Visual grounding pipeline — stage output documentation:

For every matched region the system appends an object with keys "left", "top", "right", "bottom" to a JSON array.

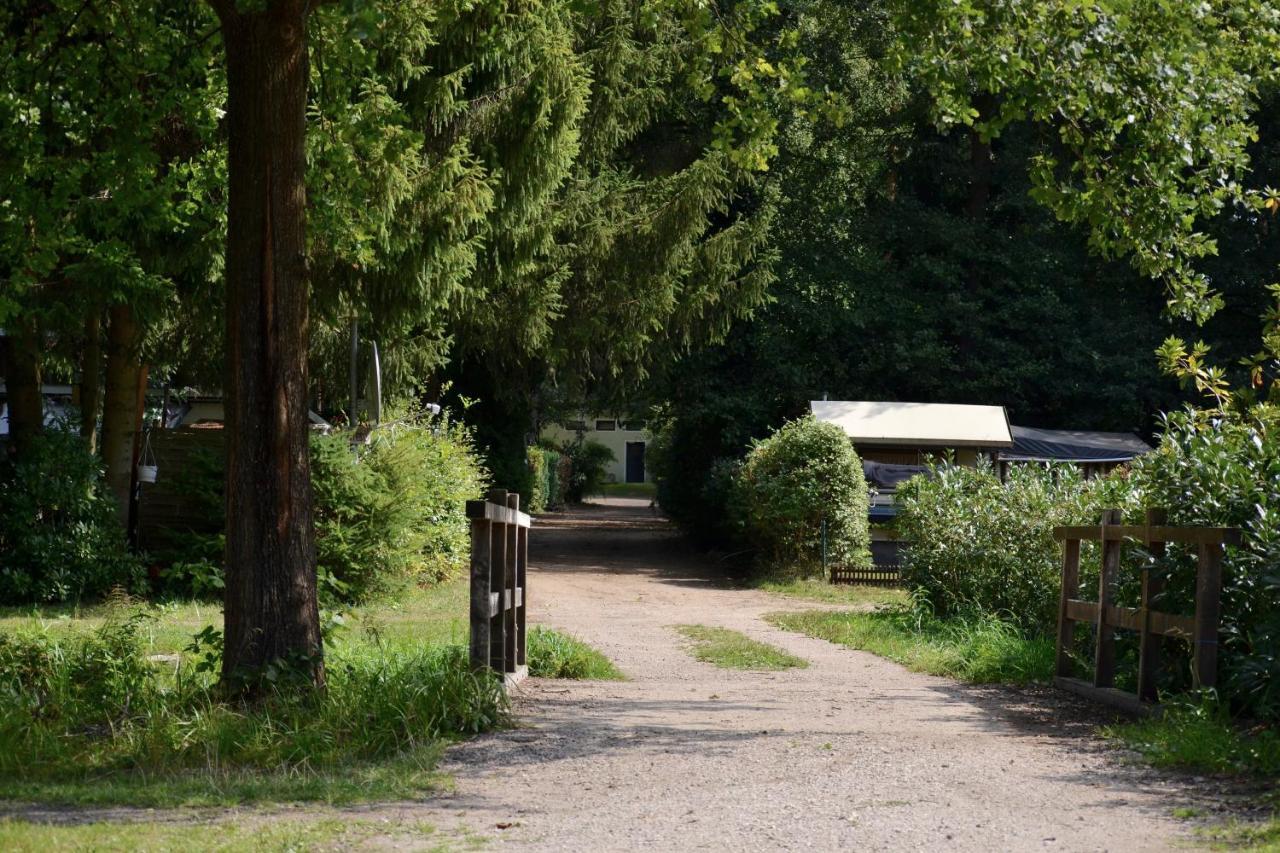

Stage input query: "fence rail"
[
  {"left": 1052, "top": 508, "right": 1239, "bottom": 715},
  {"left": 468, "top": 489, "right": 531, "bottom": 685},
  {"left": 830, "top": 565, "right": 901, "bottom": 587}
]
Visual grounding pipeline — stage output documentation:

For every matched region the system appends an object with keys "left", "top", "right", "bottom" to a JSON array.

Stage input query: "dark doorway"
[{"left": 625, "top": 441, "right": 646, "bottom": 483}]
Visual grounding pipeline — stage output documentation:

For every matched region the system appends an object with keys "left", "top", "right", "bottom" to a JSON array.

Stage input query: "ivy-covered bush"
[
  {"left": 896, "top": 462, "right": 1128, "bottom": 633},
  {"left": 735, "top": 416, "right": 870, "bottom": 575},
  {"left": 525, "top": 446, "right": 566, "bottom": 513},
  {"left": 0, "top": 433, "right": 144, "bottom": 603}
]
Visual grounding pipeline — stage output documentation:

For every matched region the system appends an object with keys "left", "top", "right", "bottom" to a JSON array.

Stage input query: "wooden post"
[
  {"left": 1055, "top": 537, "right": 1082, "bottom": 678},
  {"left": 488, "top": 489, "right": 509, "bottom": 674},
  {"left": 1192, "top": 542, "right": 1223, "bottom": 690},
  {"left": 504, "top": 493, "right": 520, "bottom": 673},
  {"left": 469, "top": 508, "right": 492, "bottom": 672},
  {"left": 1094, "top": 509, "right": 1123, "bottom": 688},
  {"left": 1137, "top": 508, "right": 1167, "bottom": 703},
  {"left": 517, "top": 504, "right": 528, "bottom": 668}
]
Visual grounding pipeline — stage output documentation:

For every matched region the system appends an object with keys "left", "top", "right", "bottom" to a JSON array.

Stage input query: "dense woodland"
[{"left": 3, "top": 0, "right": 1280, "bottom": 696}]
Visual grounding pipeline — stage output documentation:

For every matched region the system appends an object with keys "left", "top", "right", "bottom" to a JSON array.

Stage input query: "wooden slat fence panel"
[{"left": 468, "top": 489, "right": 531, "bottom": 686}]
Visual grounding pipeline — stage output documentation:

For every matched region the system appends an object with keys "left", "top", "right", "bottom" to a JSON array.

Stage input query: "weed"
[{"left": 527, "top": 627, "right": 624, "bottom": 680}]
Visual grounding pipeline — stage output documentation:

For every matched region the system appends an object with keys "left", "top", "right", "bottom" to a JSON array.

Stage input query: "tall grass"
[
  {"left": 527, "top": 626, "right": 624, "bottom": 680},
  {"left": 767, "top": 605, "right": 1054, "bottom": 684},
  {"left": 1104, "top": 701, "right": 1280, "bottom": 776},
  {"left": 0, "top": 615, "right": 507, "bottom": 805}
]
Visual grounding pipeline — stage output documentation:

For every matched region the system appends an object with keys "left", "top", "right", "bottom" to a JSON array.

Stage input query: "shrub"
[
  {"left": 562, "top": 437, "right": 614, "bottom": 503},
  {"left": 154, "top": 411, "right": 487, "bottom": 605},
  {"left": 525, "top": 447, "right": 566, "bottom": 512},
  {"left": 313, "top": 414, "right": 488, "bottom": 602},
  {"left": 735, "top": 416, "right": 870, "bottom": 575},
  {"left": 1127, "top": 409, "right": 1280, "bottom": 720},
  {"left": 895, "top": 462, "right": 1114, "bottom": 633},
  {"left": 0, "top": 432, "right": 144, "bottom": 604}
]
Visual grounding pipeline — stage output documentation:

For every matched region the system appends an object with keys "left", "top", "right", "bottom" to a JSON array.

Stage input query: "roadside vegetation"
[
  {"left": 675, "top": 625, "right": 808, "bottom": 671},
  {"left": 528, "top": 627, "right": 625, "bottom": 680}
]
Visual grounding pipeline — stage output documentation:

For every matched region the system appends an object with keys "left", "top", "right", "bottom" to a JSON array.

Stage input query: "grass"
[
  {"left": 674, "top": 624, "right": 808, "bottom": 671},
  {"left": 527, "top": 626, "right": 625, "bottom": 679},
  {"left": 1104, "top": 704, "right": 1280, "bottom": 776},
  {"left": 752, "top": 576, "right": 908, "bottom": 608},
  {"left": 0, "top": 815, "right": 481, "bottom": 852},
  {"left": 0, "top": 575, "right": 621, "bottom": 808},
  {"left": 767, "top": 607, "right": 1053, "bottom": 684},
  {"left": 594, "top": 482, "right": 656, "bottom": 499}
]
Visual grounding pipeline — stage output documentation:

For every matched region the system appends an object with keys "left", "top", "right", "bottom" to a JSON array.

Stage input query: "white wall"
[{"left": 541, "top": 416, "right": 652, "bottom": 483}]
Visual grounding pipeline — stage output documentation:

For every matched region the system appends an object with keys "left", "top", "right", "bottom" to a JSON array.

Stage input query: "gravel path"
[{"left": 407, "top": 500, "right": 1202, "bottom": 851}]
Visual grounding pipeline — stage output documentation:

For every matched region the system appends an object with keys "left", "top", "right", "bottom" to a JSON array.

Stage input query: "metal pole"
[
  {"left": 370, "top": 340, "right": 382, "bottom": 426},
  {"left": 822, "top": 516, "right": 828, "bottom": 575}
]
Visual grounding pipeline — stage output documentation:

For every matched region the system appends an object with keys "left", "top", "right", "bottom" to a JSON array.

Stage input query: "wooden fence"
[
  {"left": 468, "top": 489, "right": 531, "bottom": 685},
  {"left": 830, "top": 565, "right": 901, "bottom": 587},
  {"left": 1053, "top": 508, "right": 1240, "bottom": 715}
]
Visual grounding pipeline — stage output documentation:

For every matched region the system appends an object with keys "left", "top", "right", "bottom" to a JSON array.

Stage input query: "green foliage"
[
  {"left": 735, "top": 416, "right": 869, "bottom": 575},
  {"left": 1128, "top": 410, "right": 1280, "bottom": 719},
  {"left": 674, "top": 624, "right": 808, "bottom": 671},
  {"left": 768, "top": 605, "right": 1055, "bottom": 685},
  {"left": 527, "top": 627, "right": 624, "bottom": 680},
  {"left": 525, "top": 447, "right": 566, "bottom": 513},
  {"left": 561, "top": 438, "right": 615, "bottom": 503},
  {"left": 154, "top": 414, "right": 486, "bottom": 605},
  {"left": 896, "top": 462, "right": 1125, "bottom": 633},
  {"left": 0, "top": 618, "right": 507, "bottom": 803},
  {"left": 899, "top": 0, "right": 1280, "bottom": 324},
  {"left": 0, "top": 433, "right": 144, "bottom": 604},
  {"left": 1105, "top": 699, "right": 1280, "bottom": 777}
]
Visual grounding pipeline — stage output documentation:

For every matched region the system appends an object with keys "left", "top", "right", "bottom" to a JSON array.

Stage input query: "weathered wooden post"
[
  {"left": 468, "top": 498, "right": 493, "bottom": 673},
  {"left": 504, "top": 492, "right": 520, "bottom": 674},
  {"left": 516, "top": 494, "right": 529, "bottom": 668},
  {"left": 1093, "top": 509, "right": 1123, "bottom": 689},
  {"left": 1054, "top": 533, "right": 1082, "bottom": 679},
  {"left": 1136, "top": 508, "right": 1167, "bottom": 702},
  {"left": 1193, "top": 540, "right": 1223, "bottom": 690},
  {"left": 488, "top": 488, "right": 509, "bottom": 674}
]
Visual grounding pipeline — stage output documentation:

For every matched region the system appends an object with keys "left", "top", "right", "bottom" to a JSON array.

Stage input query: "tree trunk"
[
  {"left": 213, "top": 0, "right": 323, "bottom": 691},
  {"left": 101, "top": 303, "right": 145, "bottom": 516},
  {"left": 2, "top": 317, "right": 44, "bottom": 457},
  {"left": 80, "top": 307, "right": 102, "bottom": 454}
]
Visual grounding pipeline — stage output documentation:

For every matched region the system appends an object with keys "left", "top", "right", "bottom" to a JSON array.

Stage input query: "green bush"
[
  {"left": 525, "top": 447, "right": 565, "bottom": 512},
  {"left": 0, "top": 432, "right": 144, "bottom": 604},
  {"left": 526, "top": 446, "right": 548, "bottom": 512},
  {"left": 562, "top": 437, "right": 614, "bottom": 503},
  {"left": 895, "top": 462, "right": 1122, "bottom": 633},
  {"left": 155, "top": 411, "right": 487, "bottom": 605},
  {"left": 0, "top": 617, "right": 506, "bottom": 798},
  {"left": 312, "top": 415, "right": 488, "bottom": 602},
  {"left": 1127, "top": 410, "right": 1280, "bottom": 720},
  {"left": 735, "top": 416, "right": 870, "bottom": 575}
]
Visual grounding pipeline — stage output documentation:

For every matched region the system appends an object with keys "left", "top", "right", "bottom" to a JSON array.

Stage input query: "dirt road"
[{"left": 415, "top": 500, "right": 1201, "bottom": 851}]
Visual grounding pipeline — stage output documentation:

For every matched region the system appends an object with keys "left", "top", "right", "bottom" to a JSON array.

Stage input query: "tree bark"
[
  {"left": 80, "top": 307, "right": 102, "bottom": 454},
  {"left": 2, "top": 317, "right": 44, "bottom": 457},
  {"left": 101, "top": 303, "right": 145, "bottom": 516},
  {"left": 213, "top": 0, "right": 323, "bottom": 691}
]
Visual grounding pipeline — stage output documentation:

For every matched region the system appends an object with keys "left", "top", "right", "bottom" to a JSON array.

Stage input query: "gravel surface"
[{"left": 404, "top": 500, "right": 1206, "bottom": 851}]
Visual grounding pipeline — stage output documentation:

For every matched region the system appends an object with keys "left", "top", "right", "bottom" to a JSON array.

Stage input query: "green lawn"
[
  {"left": 594, "top": 482, "right": 656, "bottom": 499},
  {"left": 675, "top": 624, "right": 807, "bottom": 671},
  {"left": 767, "top": 608, "right": 1053, "bottom": 684},
  {"left": 752, "top": 576, "right": 908, "bottom": 608}
]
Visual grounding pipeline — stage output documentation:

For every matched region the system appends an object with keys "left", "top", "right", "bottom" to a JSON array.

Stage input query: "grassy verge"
[
  {"left": 752, "top": 577, "right": 908, "bottom": 608},
  {"left": 594, "top": 482, "right": 656, "bottom": 499},
  {"left": 0, "top": 576, "right": 621, "bottom": 807},
  {"left": 675, "top": 625, "right": 807, "bottom": 671},
  {"left": 528, "top": 626, "right": 625, "bottom": 679},
  {"left": 1104, "top": 704, "right": 1280, "bottom": 775},
  {"left": 767, "top": 608, "right": 1052, "bottom": 684},
  {"left": 0, "top": 815, "right": 482, "bottom": 852}
]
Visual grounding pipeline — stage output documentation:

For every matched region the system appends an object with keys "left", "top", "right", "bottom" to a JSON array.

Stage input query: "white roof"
[{"left": 811, "top": 400, "right": 1013, "bottom": 448}]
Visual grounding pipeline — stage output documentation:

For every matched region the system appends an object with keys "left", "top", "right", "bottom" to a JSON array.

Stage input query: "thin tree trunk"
[
  {"left": 80, "top": 307, "right": 102, "bottom": 454},
  {"left": 101, "top": 303, "right": 145, "bottom": 516},
  {"left": 2, "top": 317, "right": 44, "bottom": 456},
  {"left": 212, "top": 0, "right": 323, "bottom": 691}
]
